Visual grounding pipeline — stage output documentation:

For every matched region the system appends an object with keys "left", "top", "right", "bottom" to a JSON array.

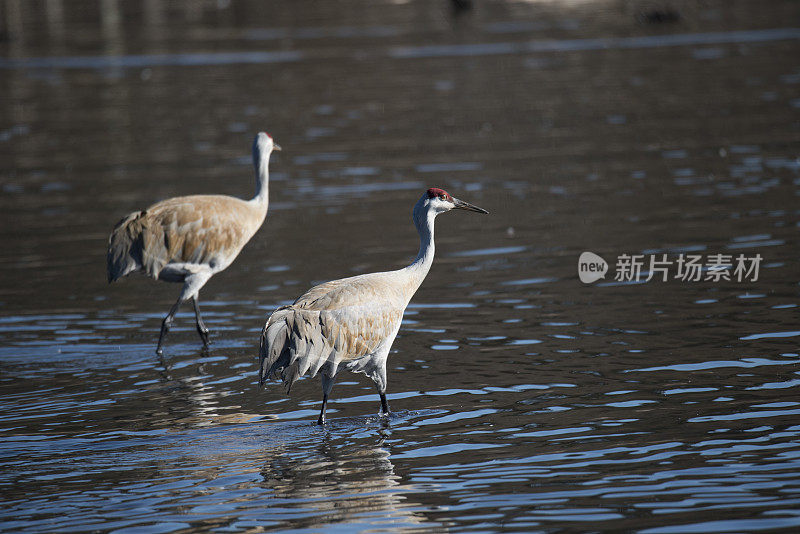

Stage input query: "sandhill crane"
[
  {"left": 107, "top": 132, "right": 281, "bottom": 355},
  {"left": 259, "top": 187, "right": 488, "bottom": 424}
]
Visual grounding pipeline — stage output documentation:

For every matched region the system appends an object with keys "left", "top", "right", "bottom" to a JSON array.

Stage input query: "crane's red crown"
[{"left": 426, "top": 187, "right": 451, "bottom": 201}]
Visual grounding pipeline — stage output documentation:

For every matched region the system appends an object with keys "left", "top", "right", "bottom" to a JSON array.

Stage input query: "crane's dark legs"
[
  {"left": 379, "top": 392, "right": 390, "bottom": 415},
  {"left": 314, "top": 376, "right": 389, "bottom": 425},
  {"left": 157, "top": 297, "right": 183, "bottom": 355},
  {"left": 317, "top": 393, "right": 328, "bottom": 425},
  {"left": 374, "top": 363, "right": 391, "bottom": 417},
  {"left": 379, "top": 391, "right": 390, "bottom": 416},
  {"left": 156, "top": 274, "right": 212, "bottom": 355},
  {"left": 192, "top": 296, "right": 210, "bottom": 347},
  {"left": 318, "top": 374, "right": 335, "bottom": 425}
]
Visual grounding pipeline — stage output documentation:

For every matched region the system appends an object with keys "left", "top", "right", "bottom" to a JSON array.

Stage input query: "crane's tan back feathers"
[
  {"left": 107, "top": 195, "right": 266, "bottom": 282},
  {"left": 259, "top": 272, "right": 410, "bottom": 391}
]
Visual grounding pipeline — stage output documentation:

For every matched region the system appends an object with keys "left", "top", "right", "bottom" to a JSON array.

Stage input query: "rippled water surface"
[{"left": 2, "top": 0, "right": 800, "bottom": 531}]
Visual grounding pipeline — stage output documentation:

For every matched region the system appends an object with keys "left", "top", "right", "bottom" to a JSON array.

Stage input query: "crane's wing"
[
  {"left": 107, "top": 210, "right": 147, "bottom": 282},
  {"left": 108, "top": 195, "right": 261, "bottom": 280},
  {"left": 259, "top": 274, "right": 406, "bottom": 391}
]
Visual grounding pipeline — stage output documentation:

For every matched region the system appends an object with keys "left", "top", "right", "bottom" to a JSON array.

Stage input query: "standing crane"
[
  {"left": 107, "top": 132, "right": 281, "bottom": 355},
  {"left": 259, "top": 187, "right": 488, "bottom": 424}
]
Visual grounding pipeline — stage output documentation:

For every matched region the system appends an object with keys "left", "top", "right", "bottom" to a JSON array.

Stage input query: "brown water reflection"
[{"left": 2, "top": 0, "right": 800, "bottom": 532}]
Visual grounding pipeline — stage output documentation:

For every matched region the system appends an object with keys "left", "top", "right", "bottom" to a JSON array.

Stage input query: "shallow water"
[{"left": 2, "top": 0, "right": 800, "bottom": 531}]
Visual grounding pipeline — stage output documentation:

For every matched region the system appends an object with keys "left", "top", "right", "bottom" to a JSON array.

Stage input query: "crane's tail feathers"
[
  {"left": 107, "top": 209, "right": 171, "bottom": 283},
  {"left": 259, "top": 306, "right": 335, "bottom": 393},
  {"left": 259, "top": 306, "right": 292, "bottom": 387},
  {"left": 107, "top": 211, "right": 147, "bottom": 283}
]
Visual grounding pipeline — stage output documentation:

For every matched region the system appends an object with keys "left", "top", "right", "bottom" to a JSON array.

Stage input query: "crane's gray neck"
[{"left": 252, "top": 143, "right": 271, "bottom": 206}]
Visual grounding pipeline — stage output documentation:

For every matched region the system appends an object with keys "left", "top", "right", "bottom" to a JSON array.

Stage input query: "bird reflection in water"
[{"left": 258, "top": 434, "right": 431, "bottom": 530}]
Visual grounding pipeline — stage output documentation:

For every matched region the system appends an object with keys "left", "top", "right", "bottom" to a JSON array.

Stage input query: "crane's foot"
[
  {"left": 156, "top": 310, "right": 177, "bottom": 356},
  {"left": 156, "top": 336, "right": 168, "bottom": 355},
  {"left": 317, "top": 394, "right": 329, "bottom": 425},
  {"left": 197, "top": 327, "right": 211, "bottom": 348}
]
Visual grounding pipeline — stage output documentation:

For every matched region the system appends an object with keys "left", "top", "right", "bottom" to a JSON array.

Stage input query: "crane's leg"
[
  {"left": 378, "top": 391, "right": 390, "bottom": 415},
  {"left": 372, "top": 356, "right": 391, "bottom": 417},
  {"left": 192, "top": 296, "right": 210, "bottom": 347},
  {"left": 318, "top": 374, "right": 335, "bottom": 425},
  {"left": 378, "top": 388, "right": 390, "bottom": 416},
  {"left": 156, "top": 297, "right": 183, "bottom": 356},
  {"left": 318, "top": 395, "right": 328, "bottom": 426},
  {"left": 156, "top": 272, "right": 211, "bottom": 355}
]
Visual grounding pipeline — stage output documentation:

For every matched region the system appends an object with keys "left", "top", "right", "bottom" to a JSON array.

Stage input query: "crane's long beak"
[
  {"left": 273, "top": 143, "right": 282, "bottom": 151},
  {"left": 452, "top": 197, "right": 489, "bottom": 214}
]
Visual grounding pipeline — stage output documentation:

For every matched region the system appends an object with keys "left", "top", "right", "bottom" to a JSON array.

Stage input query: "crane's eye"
[{"left": 439, "top": 194, "right": 447, "bottom": 201}]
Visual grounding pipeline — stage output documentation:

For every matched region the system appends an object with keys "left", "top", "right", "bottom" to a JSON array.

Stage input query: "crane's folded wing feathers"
[
  {"left": 107, "top": 210, "right": 147, "bottom": 282},
  {"left": 107, "top": 195, "right": 263, "bottom": 281},
  {"left": 259, "top": 273, "right": 406, "bottom": 392}
]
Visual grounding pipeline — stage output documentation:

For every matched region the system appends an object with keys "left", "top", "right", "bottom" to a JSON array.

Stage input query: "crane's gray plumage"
[
  {"left": 108, "top": 132, "right": 280, "bottom": 354},
  {"left": 259, "top": 187, "right": 488, "bottom": 424}
]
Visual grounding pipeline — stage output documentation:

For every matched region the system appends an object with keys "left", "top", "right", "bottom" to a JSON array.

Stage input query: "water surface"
[{"left": 2, "top": 0, "right": 800, "bottom": 531}]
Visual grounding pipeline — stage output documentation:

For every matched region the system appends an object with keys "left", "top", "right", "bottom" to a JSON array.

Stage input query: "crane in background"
[{"left": 107, "top": 132, "right": 281, "bottom": 354}]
